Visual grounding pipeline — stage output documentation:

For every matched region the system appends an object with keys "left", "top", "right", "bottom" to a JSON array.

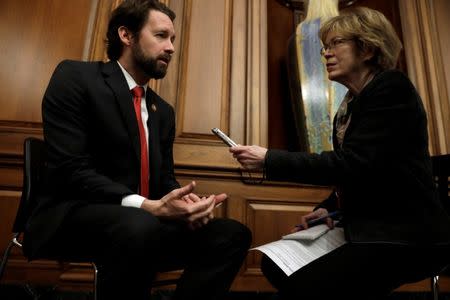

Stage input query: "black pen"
[{"left": 295, "top": 211, "right": 341, "bottom": 230}]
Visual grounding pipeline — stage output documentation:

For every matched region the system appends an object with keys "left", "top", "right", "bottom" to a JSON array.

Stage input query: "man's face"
[{"left": 132, "top": 10, "right": 175, "bottom": 79}]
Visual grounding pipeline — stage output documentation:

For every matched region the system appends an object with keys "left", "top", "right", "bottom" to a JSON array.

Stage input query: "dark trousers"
[
  {"left": 44, "top": 204, "right": 252, "bottom": 300},
  {"left": 261, "top": 242, "right": 448, "bottom": 300}
]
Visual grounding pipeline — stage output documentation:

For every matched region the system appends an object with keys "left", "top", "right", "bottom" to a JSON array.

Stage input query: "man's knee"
[
  {"left": 206, "top": 218, "right": 252, "bottom": 250},
  {"left": 114, "top": 208, "right": 161, "bottom": 253}
]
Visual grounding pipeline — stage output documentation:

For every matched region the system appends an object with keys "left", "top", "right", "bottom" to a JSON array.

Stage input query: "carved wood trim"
[
  {"left": 229, "top": 0, "right": 248, "bottom": 145},
  {"left": 170, "top": 0, "right": 269, "bottom": 167},
  {"left": 219, "top": 0, "right": 233, "bottom": 133},
  {"left": 174, "top": 0, "right": 192, "bottom": 138},
  {"left": 173, "top": 0, "right": 233, "bottom": 139},
  {"left": 3, "top": 257, "right": 446, "bottom": 293},
  {"left": 0, "top": 123, "right": 42, "bottom": 158},
  {"left": 157, "top": 0, "right": 185, "bottom": 108},
  {"left": 246, "top": 0, "right": 268, "bottom": 146}
]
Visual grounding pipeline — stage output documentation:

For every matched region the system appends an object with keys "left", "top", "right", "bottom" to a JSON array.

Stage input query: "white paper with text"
[{"left": 253, "top": 227, "right": 347, "bottom": 276}]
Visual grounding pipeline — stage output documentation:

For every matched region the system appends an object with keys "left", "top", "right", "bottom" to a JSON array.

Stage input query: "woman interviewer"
[{"left": 230, "top": 7, "right": 450, "bottom": 300}]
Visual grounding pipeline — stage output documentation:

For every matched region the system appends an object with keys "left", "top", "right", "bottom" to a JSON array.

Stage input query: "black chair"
[
  {"left": 0, "top": 137, "right": 178, "bottom": 299},
  {"left": 431, "top": 154, "right": 450, "bottom": 300},
  {"left": 0, "top": 137, "right": 98, "bottom": 299}
]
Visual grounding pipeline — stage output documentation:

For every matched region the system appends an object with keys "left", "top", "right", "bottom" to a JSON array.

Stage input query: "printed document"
[{"left": 253, "top": 226, "right": 347, "bottom": 276}]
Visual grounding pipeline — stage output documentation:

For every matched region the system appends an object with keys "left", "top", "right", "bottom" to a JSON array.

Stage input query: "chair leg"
[
  {"left": 0, "top": 239, "right": 15, "bottom": 281},
  {"left": 1, "top": 237, "right": 41, "bottom": 300},
  {"left": 92, "top": 262, "right": 98, "bottom": 300},
  {"left": 432, "top": 275, "right": 439, "bottom": 300},
  {"left": 22, "top": 283, "right": 40, "bottom": 300}
]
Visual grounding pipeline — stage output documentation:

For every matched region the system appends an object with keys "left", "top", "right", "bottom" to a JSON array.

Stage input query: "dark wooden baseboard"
[{"left": 2, "top": 256, "right": 450, "bottom": 294}]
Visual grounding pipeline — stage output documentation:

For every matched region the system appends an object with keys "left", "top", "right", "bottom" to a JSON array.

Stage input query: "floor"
[
  {"left": 1, "top": 285, "right": 449, "bottom": 300},
  {"left": 0, "top": 285, "right": 276, "bottom": 300}
]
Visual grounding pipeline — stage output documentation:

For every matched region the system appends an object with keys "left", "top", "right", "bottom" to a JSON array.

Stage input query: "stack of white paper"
[{"left": 253, "top": 226, "right": 347, "bottom": 276}]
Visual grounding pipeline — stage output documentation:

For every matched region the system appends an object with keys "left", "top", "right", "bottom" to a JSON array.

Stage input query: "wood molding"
[
  {"left": 173, "top": 0, "right": 192, "bottom": 138},
  {"left": 219, "top": 0, "right": 233, "bottom": 133},
  {"left": 158, "top": 0, "right": 186, "bottom": 107},
  {"left": 227, "top": 0, "right": 270, "bottom": 147},
  {"left": 174, "top": 0, "right": 232, "bottom": 137},
  {"left": 173, "top": 143, "right": 240, "bottom": 169},
  {"left": 4, "top": 257, "right": 448, "bottom": 293},
  {"left": 398, "top": 0, "right": 450, "bottom": 155},
  {"left": 246, "top": 0, "right": 268, "bottom": 147},
  {"left": 170, "top": 0, "right": 269, "bottom": 167},
  {"left": 0, "top": 123, "right": 43, "bottom": 157},
  {"left": 229, "top": 0, "right": 248, "bottom": 145}
]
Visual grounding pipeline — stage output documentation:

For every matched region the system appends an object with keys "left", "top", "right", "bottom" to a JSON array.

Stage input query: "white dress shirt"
[{"left": 117, "top": 61, "right": 149, "bottom": 208}]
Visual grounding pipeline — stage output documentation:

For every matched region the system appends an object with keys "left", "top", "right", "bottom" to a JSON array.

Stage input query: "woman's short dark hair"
[{"left": 106, "top": 0, "right": 175, "bottom": 61}]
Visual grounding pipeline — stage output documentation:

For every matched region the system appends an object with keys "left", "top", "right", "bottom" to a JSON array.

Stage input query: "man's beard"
[{"left": 131, "top": 43, "right": 169, "bottom": 80}]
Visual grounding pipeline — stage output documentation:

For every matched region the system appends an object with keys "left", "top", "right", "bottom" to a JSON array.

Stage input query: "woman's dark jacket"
[{"left": 265, "top": 70, "right": 450, "bottom": 245}]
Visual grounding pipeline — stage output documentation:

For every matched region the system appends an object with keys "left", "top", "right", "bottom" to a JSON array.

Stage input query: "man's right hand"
[{"left": 141, "top": 181, "right": 216, "bottom": 224}]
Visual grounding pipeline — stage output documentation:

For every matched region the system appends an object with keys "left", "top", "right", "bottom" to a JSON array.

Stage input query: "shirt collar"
[{"left": 116, "top": 61, "right": 148, "bottom": 95}]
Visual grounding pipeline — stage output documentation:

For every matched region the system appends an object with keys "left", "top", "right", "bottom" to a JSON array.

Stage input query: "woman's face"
[{"left": 322, "top": 32, "right": 370, "bottom": 86}]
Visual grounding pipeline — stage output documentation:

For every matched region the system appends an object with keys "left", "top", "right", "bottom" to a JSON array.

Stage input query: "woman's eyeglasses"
[{"left": 320, "top": 38, "right": 354, "bottom": 56}]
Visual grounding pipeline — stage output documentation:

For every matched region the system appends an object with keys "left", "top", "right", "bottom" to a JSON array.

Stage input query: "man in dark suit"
[{"left": 23, "top": 1, "right": 251, "bottom": 299}]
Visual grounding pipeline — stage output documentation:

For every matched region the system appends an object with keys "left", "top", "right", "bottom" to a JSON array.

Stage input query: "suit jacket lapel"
[{"left": 101, "top": 61, "right": 140, "bottom": 161}]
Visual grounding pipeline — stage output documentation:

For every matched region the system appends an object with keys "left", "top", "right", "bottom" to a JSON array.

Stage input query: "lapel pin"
[{"left": 151, "top": 104, "right": 157, "bottom": 112}]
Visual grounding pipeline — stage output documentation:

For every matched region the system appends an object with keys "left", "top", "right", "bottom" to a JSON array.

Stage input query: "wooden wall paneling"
[
  {"left": 158, "top": 0, "right": 185, "bottom": 107},
  {"left": 177, "top": 172, "right": 332, "bottom": 291},
  {"left": 246, "top": 0, "right": 268, "bottom": 147},
  {"left": 176, "top": 0, "right": 230, "bottom": 136},
  {"left": 163, "top": 0, "right": 238, "bottom": 169},
  {"left": 0, "top": 0, "right": 92, "bottom": 123},
  {"left": 167, "top": 0, "right": 268, "bottom": 169},
  {"left": 2, "top": 259, "right": 66, "bottom": 286},
  {"left": 0, "top": 0, "right": 346, "bottom": 293},
  {"left": 0, "top": 125, "right": 43, "bottom": 159},
  {"left": 0, "top": 0, "right": 96, "bottom": 162},
  {"left": 0, "top": 192, "right": 21, "bottom": 252},
  {"left": 0, "top": 0, "right": 109, "bottom": 290},
  {"left": 245, "top": 199, "right": 316, "bottom": 267},
  {"left": 229, "top": 0, "right": 248, "bottom": 145},
  {"left": 0, "top": 161, "right": 21, "bottom": 192}
]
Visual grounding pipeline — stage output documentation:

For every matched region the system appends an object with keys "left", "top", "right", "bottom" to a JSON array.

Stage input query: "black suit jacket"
[
  {"left": 24, "top": 60, "right": 180, "bottom": 258},
  {"left": 265, "top": 70, "right": 450, "bottom": 245}
]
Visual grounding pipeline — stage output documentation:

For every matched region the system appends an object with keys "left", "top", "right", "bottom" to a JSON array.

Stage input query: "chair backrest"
[
  {"left": 12, "top": 137, "right": 47, "bottom": 233},
  {"left": 431, "top": 154, "right": 450, "bottom": 216}
]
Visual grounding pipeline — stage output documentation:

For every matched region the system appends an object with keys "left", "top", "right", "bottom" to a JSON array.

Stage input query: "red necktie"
[{"left": 131, "top": 86, "right": 149, "bottom": 198}]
